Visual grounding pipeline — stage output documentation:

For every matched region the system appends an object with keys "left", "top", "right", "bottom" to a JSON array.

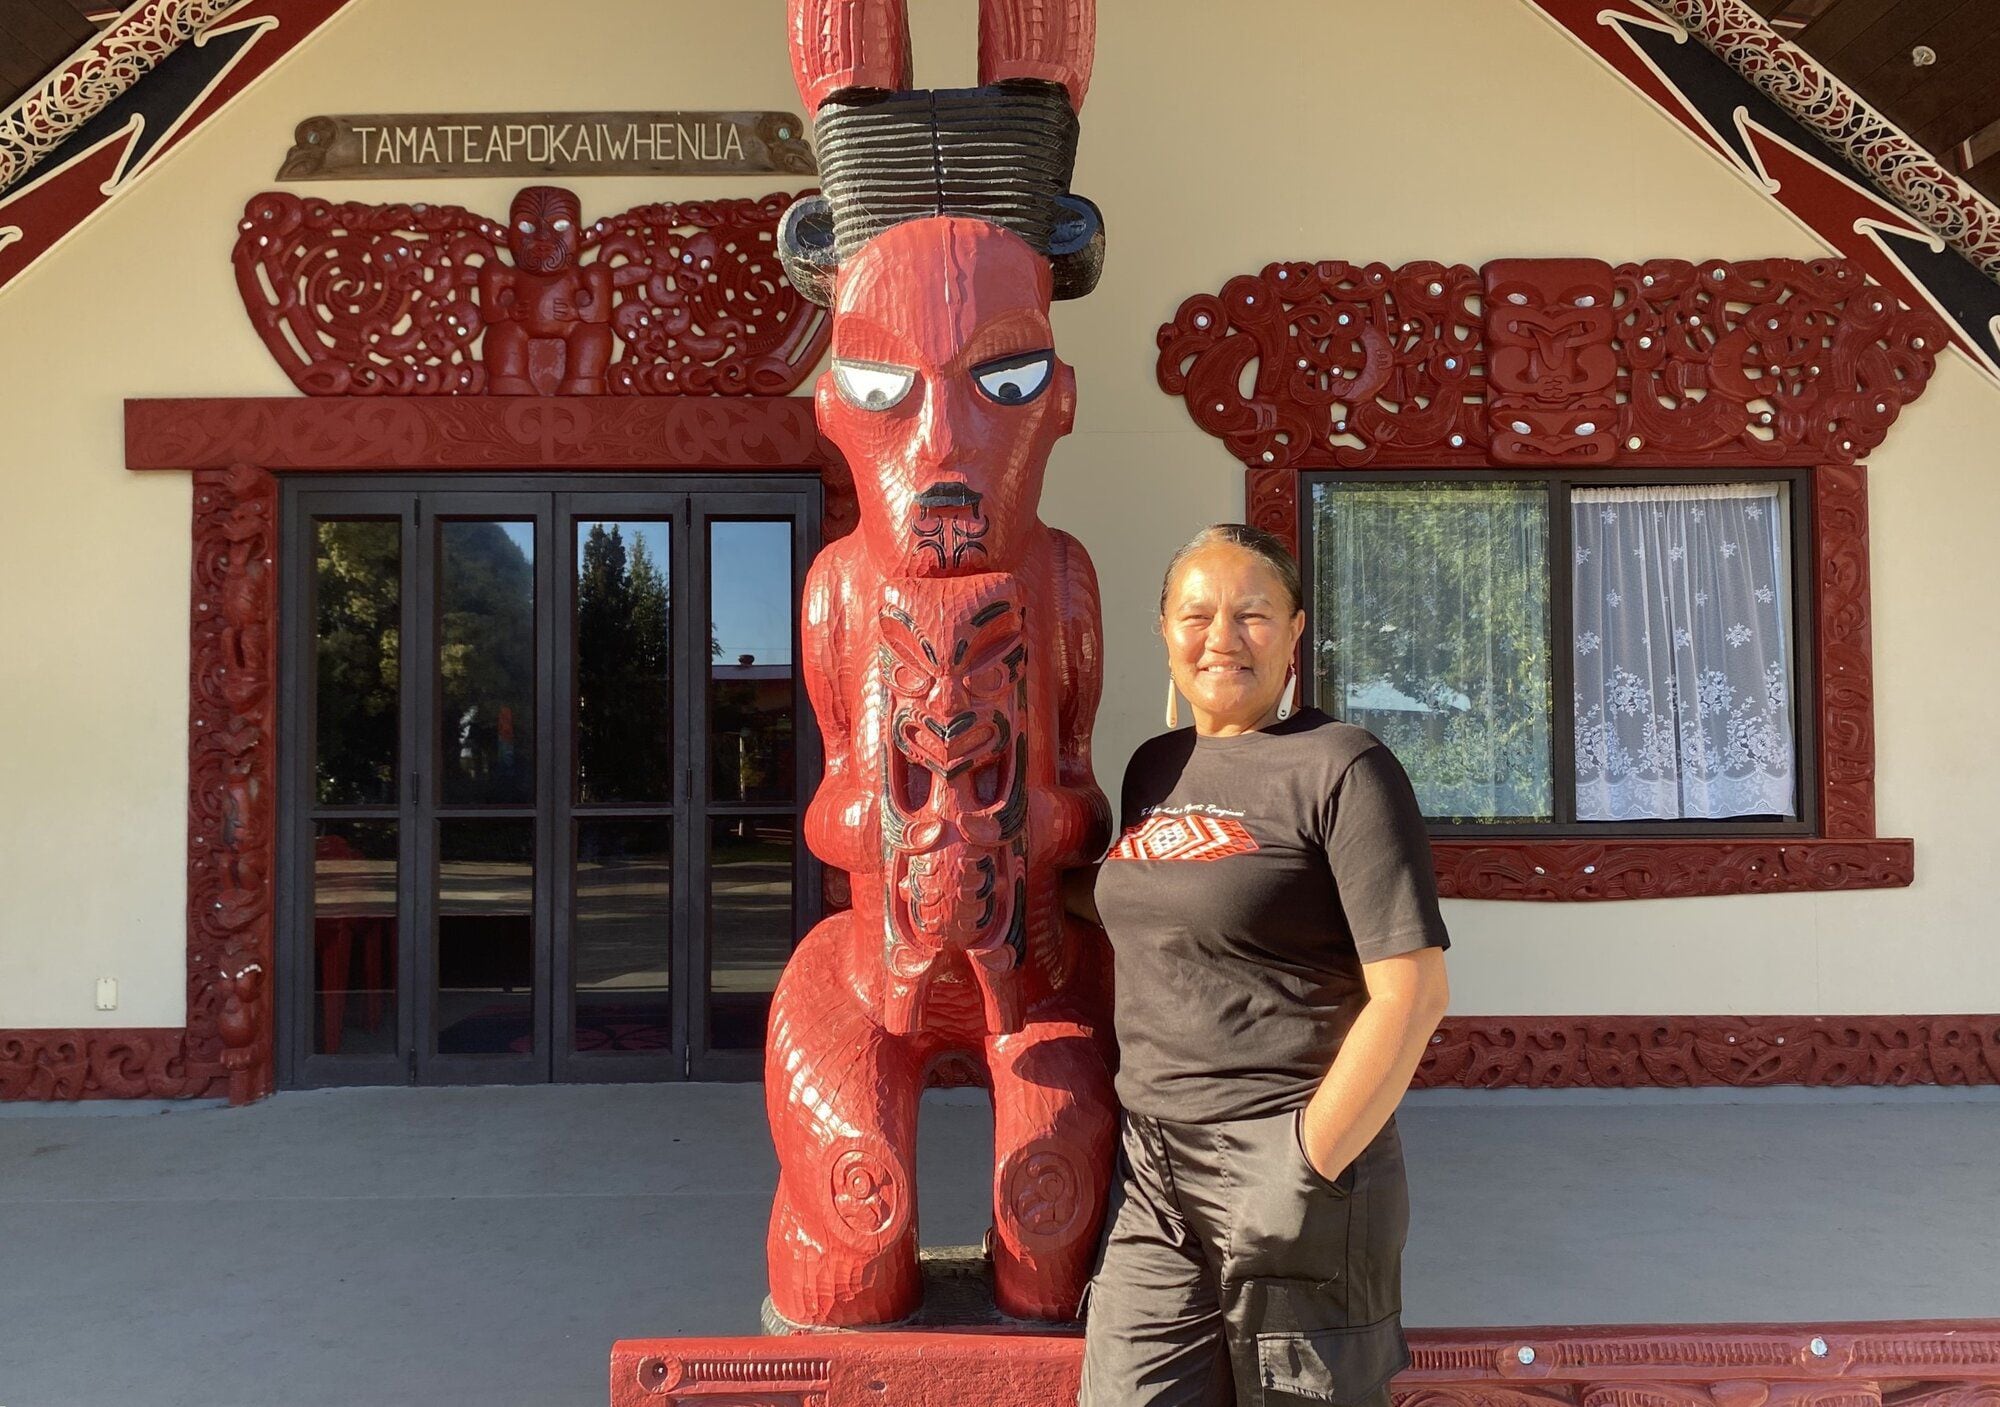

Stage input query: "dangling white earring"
[
  {"left": 1276, "top": 668, "right": 1298, "bottom": 722},
  {"left": 1166, "top": 675, "right": 1180, "bottom": 729}
]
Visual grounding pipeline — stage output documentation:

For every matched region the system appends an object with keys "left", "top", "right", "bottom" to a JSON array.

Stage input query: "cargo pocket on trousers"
[{"left": 1255, "top": 1310, "right": 1409, "bottom": 1405}]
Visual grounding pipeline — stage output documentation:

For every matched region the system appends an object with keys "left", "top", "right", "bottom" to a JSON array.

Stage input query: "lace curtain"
[{"left": 1571, "top": 483, "right": 1796, "bottom": 821}]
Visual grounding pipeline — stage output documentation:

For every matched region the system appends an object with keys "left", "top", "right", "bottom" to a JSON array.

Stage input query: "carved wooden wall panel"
[
  {"left": 1159, "top": 256, "right": 1942, "bottom": 474},
  {"left": 234, "top": 190, "right": 829, "bottom": 397},
  {"left": 1415, "top": 1013, "right": 2000, "bottom": 1090}
]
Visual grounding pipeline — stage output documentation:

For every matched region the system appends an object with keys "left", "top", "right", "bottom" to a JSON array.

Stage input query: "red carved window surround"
[{"left": 1156, "top": 256, "right": 1944, "bottom": 902}]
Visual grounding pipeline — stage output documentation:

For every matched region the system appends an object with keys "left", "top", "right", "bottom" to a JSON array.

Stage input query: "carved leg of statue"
[
  {"left": 985, "top": 999, "right": 1116, "bottom": 1320},
  {"left": 764, "top": 910, "right": 926, "bottom": 1327},
  {"left": 484, "top": 322, "right": 535, "bottom": 395},
  {"left": 557, "top": 323, "right": 613, "bottom": 395}
]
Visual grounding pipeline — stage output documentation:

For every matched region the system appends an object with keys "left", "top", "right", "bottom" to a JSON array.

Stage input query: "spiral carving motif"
[
  {"left": 827, "top": 1144, "right": 907, "bottom": 1247},
  {"left": 1002, "top": 1144, "right": 1087, "bottom": 1246}
]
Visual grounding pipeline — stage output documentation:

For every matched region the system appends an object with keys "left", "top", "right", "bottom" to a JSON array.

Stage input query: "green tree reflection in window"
[
  {"left": 576, "top": 523, "right": 673, "bottom": 804},
  {"left": 314, "top": 520, "right": 401, "bottom": 807},
  {"left": 1310, "top": 481, "right": 1552, "bottom": 823}
]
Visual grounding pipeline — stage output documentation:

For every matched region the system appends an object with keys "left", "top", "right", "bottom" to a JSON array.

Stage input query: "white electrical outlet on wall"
[{"left": 95, "top": 977, "right": 117, "bottom": 1011}]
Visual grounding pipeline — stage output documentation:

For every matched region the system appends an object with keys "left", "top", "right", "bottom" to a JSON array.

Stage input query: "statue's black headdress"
[{"left": 779, "top": 77, "right": 1104, "bottom": 305}]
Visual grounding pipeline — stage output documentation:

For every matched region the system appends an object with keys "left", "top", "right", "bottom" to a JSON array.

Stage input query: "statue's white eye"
[
  {"left": 552, "top": 219, "right": 571, "bottom": 232},
  {"left": 516, "top": 220, "right": 535, "bottom": 234},
  {"left": 832, "top": 357, "right": 916, "bottom": 412},
  {"left": 972, "top": 350, "right": 1053, "bottom": 406}
]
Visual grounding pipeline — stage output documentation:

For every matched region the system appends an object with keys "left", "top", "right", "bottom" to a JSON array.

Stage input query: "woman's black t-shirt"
[{"left": 1093, "top": 708, "right": 1450, "bottom": 1123}]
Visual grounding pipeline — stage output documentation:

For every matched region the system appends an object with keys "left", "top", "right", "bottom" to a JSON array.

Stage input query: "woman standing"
[{"left": 1075, "top": 524, "right": 1452, "bottom": 1407}]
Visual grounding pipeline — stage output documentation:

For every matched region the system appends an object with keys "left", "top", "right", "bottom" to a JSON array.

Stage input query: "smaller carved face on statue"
[
  {"left": 507, "top": 186, "right": 581, "bottom": 275},
  {"left": 875, "top": 575, "right": 1031, "bottom": 1031},
  {"left": 818, "top": 217, "right": 1077, "bottom": 577}
]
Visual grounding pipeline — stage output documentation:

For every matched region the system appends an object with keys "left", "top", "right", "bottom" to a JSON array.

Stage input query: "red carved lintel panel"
[
  {"left": 1415, "top": 1013, "right": 2000, "bottom": 1090},
  {"left": 1159, "top": 257, "right": 1943, "bottom": 474},
  {"left": 1158, "top": 256, "right": 1941, "bottom": 903},
  {"left": 125, "top": 396, "right": 856, "bottom": 543},
  {"left": 609, "top": 1322, "right": 2000, "bottom": 1407},
  {"left": 234, "top": 190, "right": 829, "bottom": 398}
]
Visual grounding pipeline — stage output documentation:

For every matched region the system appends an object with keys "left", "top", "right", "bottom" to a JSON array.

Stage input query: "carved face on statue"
[
  {"left": 817, "top": 217, "right": 1078, "bottom": 577},
  {"left": 507, "top": 186, "right": 580, "bottom": 275},
  {"left": 875, "top": 574, "right": 1030, "bottom": 1035}
]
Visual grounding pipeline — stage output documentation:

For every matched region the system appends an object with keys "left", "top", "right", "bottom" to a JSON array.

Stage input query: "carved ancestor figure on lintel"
[
  {"left": 765, "top": 0, "right": 1112, "bottom": 1328},
  {"left": 478, "top": 185, "right": 614, "bottom": 395}
]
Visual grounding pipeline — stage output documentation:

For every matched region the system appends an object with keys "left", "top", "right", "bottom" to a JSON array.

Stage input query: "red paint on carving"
[
  {"left": 1107, "top": 812, "right": 1258, "bottom": 863},
  {"left": 609, "top": 1321, "right": 2000, "bottom": 1407},
  {"left": 766, "top": 216, "right": 1114, "bottom": 1325},
  {"left": 232, "top": 190, "right": 828, "bottom": 396},
  {"left": 766, "top": 1, "right": 1112, "bottom": 1320}
]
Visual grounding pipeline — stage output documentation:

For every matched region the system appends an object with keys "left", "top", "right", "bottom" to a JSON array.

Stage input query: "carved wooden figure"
[
  {"left": 765, "top": 0, "right": 1112, "bottom": 1328},
  {"left": 479, "top": 186, "right": 614, "bottom": 395}
]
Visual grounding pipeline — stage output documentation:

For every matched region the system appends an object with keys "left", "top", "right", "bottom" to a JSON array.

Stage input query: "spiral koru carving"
[
  {"left": 1002, "top": 1144, "right": 1086, "bottom": 1246},
  {"left": 827, "top": 1144, "right": 906, "bottom": 1246}
]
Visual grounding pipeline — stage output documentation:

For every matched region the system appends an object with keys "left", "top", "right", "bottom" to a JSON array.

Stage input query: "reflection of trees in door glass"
[
  {"left": 440, "top": 521, "right": 536, "bottom": 806},
  {"left": 314, "top": 520, "right": 400, "bottom": 807},
  {"left": 1311, "top": 482, "right": 1552, "bottom": 823},
  {"left": 575, "top": 522, "right": 672, "bottom": 803}
]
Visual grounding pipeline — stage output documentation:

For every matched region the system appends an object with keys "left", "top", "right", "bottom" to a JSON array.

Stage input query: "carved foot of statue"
[{"left": 488, "top": 375, "right": 536, "bottom": 395}]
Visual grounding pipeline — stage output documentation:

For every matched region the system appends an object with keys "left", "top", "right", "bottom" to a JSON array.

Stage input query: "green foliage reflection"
[
  {"left": 314, "top": 520, "right": 400, "bottom": 806},
  {"left": 1311, "top": 482, "right": 1552, "bottom": 822}
]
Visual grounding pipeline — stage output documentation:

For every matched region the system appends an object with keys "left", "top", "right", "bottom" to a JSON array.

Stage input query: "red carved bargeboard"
[
  {"left": 234, "top": 189, "right": 829, "bottom": 396},
  {"left": 1157, "top": 257, "right": 1943, "bottom": 903},
  {"left": 607, "top": 1320, "right": 2000, "bottom": 1407}
]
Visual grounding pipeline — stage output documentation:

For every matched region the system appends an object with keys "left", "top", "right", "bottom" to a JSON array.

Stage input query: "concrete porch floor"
[{"left": 2, "top": 1084, "right": 1996, "bottom": 1407}]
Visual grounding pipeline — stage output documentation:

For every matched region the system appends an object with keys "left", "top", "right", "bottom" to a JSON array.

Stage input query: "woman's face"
[{"left": 1161, "top": 545, "right": 1306, "bottom": 735}]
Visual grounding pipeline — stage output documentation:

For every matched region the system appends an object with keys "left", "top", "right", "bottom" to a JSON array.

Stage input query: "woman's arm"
[{"left": 1298, "top": 945, "right": 1450, "bottom": 1182}]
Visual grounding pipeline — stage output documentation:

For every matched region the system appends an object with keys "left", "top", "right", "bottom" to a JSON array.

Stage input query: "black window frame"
[
  {"left": 1299, "top": 465, "right": 1819, "bottom": 839},
  {"left": 276, "top": 473, "right": 823, "bottom": 1090}
]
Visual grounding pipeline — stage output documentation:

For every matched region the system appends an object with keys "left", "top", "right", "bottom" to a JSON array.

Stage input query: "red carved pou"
[{"left": 765, "top": 3, "right": 1112, "bottom": 1325}]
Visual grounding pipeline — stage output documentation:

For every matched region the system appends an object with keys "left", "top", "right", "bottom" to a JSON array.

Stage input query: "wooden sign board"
[{"left": 277, "top": 111, "right": 815, "bottom": 179}]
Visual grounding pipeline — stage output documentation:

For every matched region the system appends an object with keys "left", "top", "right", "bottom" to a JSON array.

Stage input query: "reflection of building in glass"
[{"left": 711, "top": 655, "right": 796, "bottom": 803}]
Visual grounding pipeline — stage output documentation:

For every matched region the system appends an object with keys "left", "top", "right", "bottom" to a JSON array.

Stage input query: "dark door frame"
[{"left": 278, "top": 474, "right": 821, "bottom": 1090}]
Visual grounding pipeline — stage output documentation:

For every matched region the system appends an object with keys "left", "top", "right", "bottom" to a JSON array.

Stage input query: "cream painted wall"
[{"left": 0, "top": 0, "right": 1993, "bottom": 1029}]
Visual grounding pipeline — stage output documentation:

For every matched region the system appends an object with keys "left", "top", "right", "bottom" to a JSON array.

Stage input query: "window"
[{"left": 1304, "top": 472, "right": 1811, "bottom": 834}]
